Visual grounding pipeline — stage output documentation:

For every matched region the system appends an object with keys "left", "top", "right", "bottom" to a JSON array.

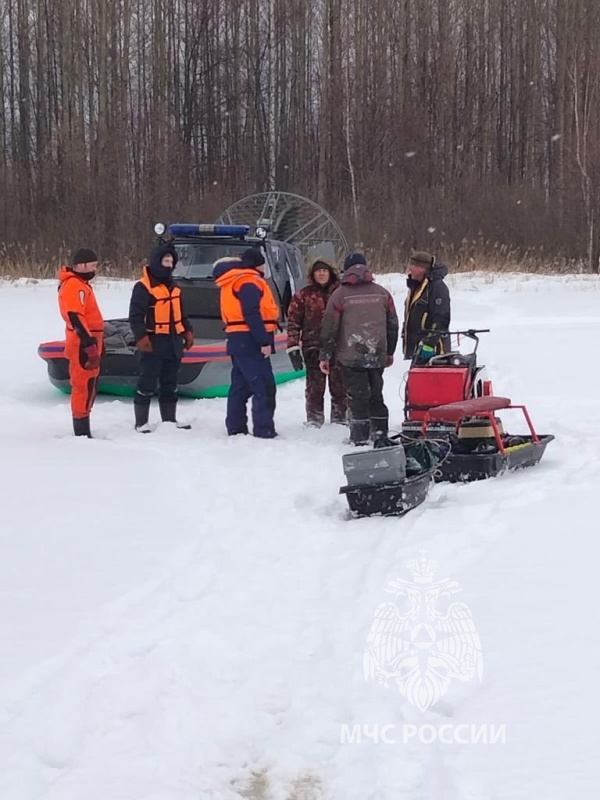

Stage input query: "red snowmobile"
[
  {"left": 338, "top": 328, "right": 555, "bottom": 518},
  {"left": 400, "top": 328, "right": 555, "bottom": 482}
]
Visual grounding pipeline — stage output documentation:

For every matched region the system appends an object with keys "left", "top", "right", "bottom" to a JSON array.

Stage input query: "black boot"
[
  {"left": 349, "top": 419, "right": 370, "bottom": 446},
  {"left": 134, "top": 401, "right": 152, "bottom": 433},
  {"left": 73, "top": 416, "right": 92, "bottom": 438},
  {"left": 159, "top": 398, "right": 191, "bottom": 429}
]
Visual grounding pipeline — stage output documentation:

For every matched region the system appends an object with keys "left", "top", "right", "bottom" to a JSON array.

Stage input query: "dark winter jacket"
[
  {"left": 319, "top": 264, "right": 399, "bottom": 369},
  {"left": 402, "top": 263, "right": 451, "bottom": 358},
  {"left": 286, "top": 258, "right": 339, "bottom": 353},
  {"left": 129, "top": 245, "right": 192, "bottom": 358},
  {"left": 212, "top": 257, "right": 276, "bottom": 358}
]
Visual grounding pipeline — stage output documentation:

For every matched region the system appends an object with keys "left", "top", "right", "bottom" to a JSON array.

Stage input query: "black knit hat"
[
  {"left": 72, "top": 247, "right": 98, "bottom": 265},
  {"left": 409, "top": 250, "right": 434, "bottom": 268},
  {"left": 343, "top": 252, "right": 367, "bottom": 271},
  {"left": 240, "top": 247, "right": 265, "bottom": 269}
]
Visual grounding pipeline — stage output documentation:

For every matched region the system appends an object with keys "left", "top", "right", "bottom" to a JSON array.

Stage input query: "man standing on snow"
[
  {"left": 286, "top": 257, "right": 347, "bottom": 427},
  {"left": 213, "top": 247, "right": 280, "bottom": 438},
  {"left": 319, "top": 252, "right": 399, "bottom": 446},
  {"left": 129, "top": 244, "right": 195, "bottom": 432},
  {"left": 402, "top": 250, "right": 451, "bottom": 361},
  {"left": 57, "top": 247, "right": 104, "bottom": 438}
]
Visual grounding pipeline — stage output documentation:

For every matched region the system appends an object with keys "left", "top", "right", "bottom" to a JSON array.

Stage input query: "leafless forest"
[{"left": 2, "top": 0, "right": 600, "bottom": 273}]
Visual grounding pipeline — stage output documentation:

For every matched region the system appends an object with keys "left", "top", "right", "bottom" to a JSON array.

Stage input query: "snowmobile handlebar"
[
  {"left": 417, "top": 328, "right": 490, "bottom": 346},
  {"left": 412, "top": 328, "right": 490, "bottom": 366}
]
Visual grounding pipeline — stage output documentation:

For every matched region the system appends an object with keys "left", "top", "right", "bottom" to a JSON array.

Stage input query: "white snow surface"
[{"left": 0, "top": 271, "right": 599, "bottom": 799}]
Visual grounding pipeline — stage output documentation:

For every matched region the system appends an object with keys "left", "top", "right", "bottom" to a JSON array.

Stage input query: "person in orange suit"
[{"left": 57, "top": 248, "right": 104, "bottom": 437}]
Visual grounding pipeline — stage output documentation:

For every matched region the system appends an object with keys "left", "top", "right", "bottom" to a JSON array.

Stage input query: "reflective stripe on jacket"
[{"left": 58, "top": 266, "right": 104, "bottom": 339}]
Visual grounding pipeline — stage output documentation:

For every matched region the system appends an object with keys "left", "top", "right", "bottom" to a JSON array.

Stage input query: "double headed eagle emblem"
[{"left": 364, "top": 557, "right": 483, "bottom": 712}]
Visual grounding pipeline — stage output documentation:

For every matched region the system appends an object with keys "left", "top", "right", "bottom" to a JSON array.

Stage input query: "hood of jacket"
[
  {"left": 308, "top": 256, "right": 339, "bottom": 286},
  {"left": 147, "top": 244, "right": 178, "bottom": 283},
  {"left": 341, "top": 263, "right": 374, "bottom": 285}
]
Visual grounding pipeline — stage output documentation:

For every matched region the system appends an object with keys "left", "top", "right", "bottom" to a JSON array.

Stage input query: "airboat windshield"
[{"left": 173, "top": 242, "right": 250, "bottom": 279}]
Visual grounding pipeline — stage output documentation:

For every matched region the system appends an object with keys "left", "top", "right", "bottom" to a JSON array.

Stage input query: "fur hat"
[
  {"left": 72, "top": 247, "right": 98, "bottom": 265},
  {"left": 409, "top": 250, "right": 434, "bottom": 268},
  {"left": 343, "top": 252, "right": 367, "bottom": 271}
]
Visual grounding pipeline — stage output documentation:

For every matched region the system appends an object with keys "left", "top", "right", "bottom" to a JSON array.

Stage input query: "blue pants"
[{"left": 227, "top": 354, "right": 276, "bottom": 438}]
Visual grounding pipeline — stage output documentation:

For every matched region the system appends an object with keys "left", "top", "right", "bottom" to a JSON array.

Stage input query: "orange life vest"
[
  {"left": 139, "top": 267, "right": 185, "bottom": 335},
  {"left": 215, "top": 268, "right": 280, "bottom": 334}
]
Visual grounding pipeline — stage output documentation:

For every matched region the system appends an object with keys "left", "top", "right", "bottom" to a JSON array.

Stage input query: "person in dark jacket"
[
  {"left": 212, "top": 247, "right": 280, "bottom": 439},
  {"left": 129, "top": 244, "right": 194, "bottom": 432},
  {"left": 402, "top": 250, "right": 451, "bottom": 360},
  {"left": 286, "top": 257, "right": 347, "bottom": 427},
  {"left": 319, "top": 252, "right": 399, "bottom": 446}
]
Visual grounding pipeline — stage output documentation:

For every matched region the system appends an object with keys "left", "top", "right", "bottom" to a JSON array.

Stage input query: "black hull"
[
  {"left": 435, "top": 435, "right": 555, "bottom": 483},
  {"left": 339, "top": 469, "right": 435, "bottom": 518}
]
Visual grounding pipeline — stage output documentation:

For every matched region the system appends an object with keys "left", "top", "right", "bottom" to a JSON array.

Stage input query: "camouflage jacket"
[{"left": 286, "top": 259, "right": 339, "bottom": 352}]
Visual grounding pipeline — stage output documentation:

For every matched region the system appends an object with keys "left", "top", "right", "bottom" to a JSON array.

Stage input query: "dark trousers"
[
  {"left": 341, "top": 366, "right": 389, "bottom": 444},
  {"left": 134, "top": 351, "right": 180, "bottom": 405},
  {"left": 227, "top": 354, "right": 277, "bottom": 438},
  {"left": 304, "top": 349, "right": 347, "bottom": 425}
]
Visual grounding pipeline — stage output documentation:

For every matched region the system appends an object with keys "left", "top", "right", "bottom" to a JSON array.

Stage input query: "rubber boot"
[
  {"left": 73, "top": 416, "right": 92, "bottom": 438},
  {"left": 159, "top": 398, "right": 191, "bottom": 429},
  {"left": 134, "top": 401, "right": 152, "bottom": 433},
  {"left": 348, "top": 419, "right": 370, "bottom": 446}
]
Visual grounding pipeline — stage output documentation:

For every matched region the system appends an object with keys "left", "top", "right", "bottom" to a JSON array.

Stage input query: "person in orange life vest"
[
  {"left": 128, "top": 244, "right": 194, "bottom": 432},
  {"left": 57, "top": 247, "right": 104, "bottom": 438},
  {"left": 212, "top": 247, "right": 279, "bottom": 438}
]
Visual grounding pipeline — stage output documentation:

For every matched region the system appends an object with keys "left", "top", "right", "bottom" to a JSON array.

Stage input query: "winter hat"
[
  {"left": 240, "top": 247, "right": 266, "bottom": 269},
  {"left": 72, "top": 247, "right": 98, "bottom": 265},
  {"left": 409, "top": 250, "right": 434, "bottom": 268},
  {"left": 343, "top": 252, "right": 367, "bottom": 271}
]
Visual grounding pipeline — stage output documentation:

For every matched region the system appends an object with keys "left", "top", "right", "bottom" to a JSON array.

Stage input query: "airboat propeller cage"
[{"left": 217, "top": 191, "right": 349, "bottom": 265}]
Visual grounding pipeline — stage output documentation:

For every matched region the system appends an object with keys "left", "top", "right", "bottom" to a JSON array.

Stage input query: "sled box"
[{"left": 342, "top": 445, "right": 407, "bottom": 487}]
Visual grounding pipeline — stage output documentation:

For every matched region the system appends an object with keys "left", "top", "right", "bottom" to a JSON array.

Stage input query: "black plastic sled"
[
  {"left": 435, "top": 434, "right": 555, "bottom": 483},
  {"left": 339, "top": 440, "right": 445, "bottom": 518},
  {"left": 340, "top": 469, "right": 435, "bottom": 518}
]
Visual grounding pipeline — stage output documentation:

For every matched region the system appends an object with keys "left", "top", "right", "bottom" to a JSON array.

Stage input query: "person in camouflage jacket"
[{"left": 286, "top": 258, "right": 347, "bottom": 426}]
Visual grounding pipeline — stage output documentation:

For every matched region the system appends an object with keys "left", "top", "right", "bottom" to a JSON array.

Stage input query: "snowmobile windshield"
[{"left": 172, "top": 242, "right": 250, "bottom": 279}]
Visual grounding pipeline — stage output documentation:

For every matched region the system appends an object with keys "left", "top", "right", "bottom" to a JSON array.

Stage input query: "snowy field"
[{"left": 0, "top": 271, "right": 599, "bottom": 800}]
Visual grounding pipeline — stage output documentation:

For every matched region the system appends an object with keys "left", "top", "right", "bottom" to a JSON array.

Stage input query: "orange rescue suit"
[
  {"left": 58, "top": 266, "right": 104, "bottom": 418},
  {"left": 215, "top": 268, "right": 280, "bottom": 334},
  {"left": 139, "top": 267, "right": 185, "bottom": 334}
]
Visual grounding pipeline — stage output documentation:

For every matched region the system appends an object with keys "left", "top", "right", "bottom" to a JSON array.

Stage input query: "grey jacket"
[{"left": 319, "top": 265, "right": 399, "bottom": 369}]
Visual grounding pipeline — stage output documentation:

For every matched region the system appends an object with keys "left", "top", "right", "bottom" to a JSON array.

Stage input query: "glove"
[
  {"left": 83, "top": 342, "right": 100, "bottom": 370},
  {"left": 419, "top": 344, "right": 435, "bottom": 361},
  {"left": 286, "top": 345, "right": 304, "bottom": 372},
  {"left": 183, "top": 330, "right": 194, "bottom": 350},
  {"left": 136, "top": 335, "right": 153, "bottom": 353}
]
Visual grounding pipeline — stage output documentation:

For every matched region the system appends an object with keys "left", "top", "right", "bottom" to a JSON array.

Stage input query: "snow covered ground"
[{"left": 0, "top": 271, "right": 599, "bottom": 799}]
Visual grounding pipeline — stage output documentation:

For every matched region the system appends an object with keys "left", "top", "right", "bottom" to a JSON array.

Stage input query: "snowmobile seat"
[{"left": 426, "top": 396, "right": 511, "bottom": 423}]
